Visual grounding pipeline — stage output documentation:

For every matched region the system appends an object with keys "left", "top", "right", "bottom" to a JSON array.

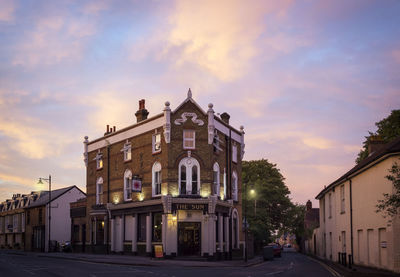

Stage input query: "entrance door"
[{"left": 178, "top": 222, "right": 201, "bottom": 256}]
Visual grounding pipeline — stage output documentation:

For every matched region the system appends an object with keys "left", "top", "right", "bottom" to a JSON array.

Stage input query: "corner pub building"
[{"left": 83, "top": 90, "right": 245, "bottom": 259}]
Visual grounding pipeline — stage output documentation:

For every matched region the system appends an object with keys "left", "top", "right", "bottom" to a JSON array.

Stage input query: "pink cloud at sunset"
[{"left": 0, "top": 0, "right": 399, "bottom": 207}]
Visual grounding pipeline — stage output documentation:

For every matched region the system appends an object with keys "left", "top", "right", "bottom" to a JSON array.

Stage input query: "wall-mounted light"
[
  {"left": 113, "top": 194, "right": 120, "bottom": 204},
  {"left": 139, "top": 193, "right": 144, "bottom": 201}
]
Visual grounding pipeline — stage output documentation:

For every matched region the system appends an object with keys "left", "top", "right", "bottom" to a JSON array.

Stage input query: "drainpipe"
[
  {"left": 349, "top": 178, "right": 354, "bottom": 267},
  {"left": 107, "top": 144, "right": 110, "bottom": 254}
]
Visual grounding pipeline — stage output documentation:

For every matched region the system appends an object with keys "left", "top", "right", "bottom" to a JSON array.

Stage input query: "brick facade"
[{"left": 84, "top": 91, "right": 245, "bottom": 259}]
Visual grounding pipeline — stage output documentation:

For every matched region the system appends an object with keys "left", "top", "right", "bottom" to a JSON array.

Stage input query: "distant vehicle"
[
  {"left": 286, "top": 244, "right": 292, "bottom": 248},
  {"left": 268, "top": 243, "right": 282, "bottom": 257}
]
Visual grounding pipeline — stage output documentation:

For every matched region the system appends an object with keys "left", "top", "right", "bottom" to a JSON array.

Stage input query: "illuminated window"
[
  {"left": 183, "top": 130, "right": 195, "bottom": 149},
  {"left": 96, "top": 177, "right": 104, "bottom": 205},
  {"left": 152, "top": 133, "right": 161, "bottom": 153},
  {"left": 152, "top": 162, "right": 162, "bottom": 196},
  {"left": 94, "top": 150, "right": 103, "bottom": 169},
  {"left": 121, "top": 141, "right": 132, "bottom": 161},
  {"left": 124, "top": 170, "right": 132, "bottom": 201}
]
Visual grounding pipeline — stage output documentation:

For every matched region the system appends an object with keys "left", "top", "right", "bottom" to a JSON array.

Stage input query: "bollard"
[
  {"left": 338, "top": 252, "right": 341, "bottom": 264},
  {"left": 348, "top": 254, "right": 353, "bottom": 269},
  {"left": 342, "top": 252, "right": 347, "bottom": 266}
]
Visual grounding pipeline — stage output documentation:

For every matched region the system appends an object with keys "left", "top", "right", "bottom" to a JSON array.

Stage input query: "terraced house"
[{"left": 84, "top": 90, "right": 245, "bottom": 259}]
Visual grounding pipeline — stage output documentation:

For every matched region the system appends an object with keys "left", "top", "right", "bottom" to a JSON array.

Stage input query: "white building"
[{"left": 309, "top": 137, "right": 400, "bottom": 273}]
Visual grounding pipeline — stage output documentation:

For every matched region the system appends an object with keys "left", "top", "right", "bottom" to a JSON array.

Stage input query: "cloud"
[
  {"left": 0, "top": 0, "right": 16, "bottom": 22},
  {"left": 12, "top": 7, "right": 98, "bottom": 67}
]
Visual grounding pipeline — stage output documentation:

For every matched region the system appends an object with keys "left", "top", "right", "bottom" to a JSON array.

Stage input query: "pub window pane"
[
  {"left": 180, "top": 165, "right": 186, "bottom": 195},
  {"left": 192, "top": 166, "right": 197, "bottom": 194},
  {"left": 138, "top": 214, "right": 147, "bottom": 242},
  {"left": 152, "top": 212, "right": 162, "bottom": 242}
]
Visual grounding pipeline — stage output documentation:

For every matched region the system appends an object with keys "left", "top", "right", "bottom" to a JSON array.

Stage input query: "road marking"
[
  {"left": 307, "top": 257, "right": 342, "bottom": 277},
  {"left": 265, "top": 271, "right": 283, "bottom": 276}
]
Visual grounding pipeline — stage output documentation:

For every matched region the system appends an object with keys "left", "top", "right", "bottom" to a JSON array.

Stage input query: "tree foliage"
[
  {"left": 242, "top": 159, "right": 304, "bottom": 248},
  {"left": 356, "top": 110, "right": 400, "bottom": 164},
  {"left": 376, "top": 161, "right": 400, "bottom": 217}
]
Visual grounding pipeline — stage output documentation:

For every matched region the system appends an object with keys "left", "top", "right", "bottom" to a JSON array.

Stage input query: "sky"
[{"left": 0, "top": 0, "right": 399, "bottom": 207}]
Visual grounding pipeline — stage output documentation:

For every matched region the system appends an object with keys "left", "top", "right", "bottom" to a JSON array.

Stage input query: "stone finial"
[
  {"left": 208, "top": 103, "right": 213, "bottom": 109},
  {"left": 240, "top": 126, "right": 244, "bottom": 133},
  {"left": 187, "top": 88, "right": 192, "bottom": 98},
  {"left": 165, "top": 101, "right": 170, "bottom": 107}
]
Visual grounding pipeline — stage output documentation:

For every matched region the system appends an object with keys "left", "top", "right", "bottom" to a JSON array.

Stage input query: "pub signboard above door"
[{"left": 172, "top": 203, "right": 208, "bottom": 214}]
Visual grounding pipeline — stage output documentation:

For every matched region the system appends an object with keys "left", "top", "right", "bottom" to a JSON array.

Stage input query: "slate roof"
[
  {"left": 316, "top": 136, "right": 400, "bottom": 199},
  {"left": 27, "top": 186, "right": 80, "bottom": 208}
]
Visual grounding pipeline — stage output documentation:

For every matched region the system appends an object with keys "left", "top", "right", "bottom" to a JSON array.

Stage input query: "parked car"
[{"left": 268, "top": 243, "right": 282, "bottom": 257}]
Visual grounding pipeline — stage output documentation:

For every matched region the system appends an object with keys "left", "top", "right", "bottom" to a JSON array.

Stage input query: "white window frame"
[
  {"left": 152, "top": 162, "right": 162, "bottom": 197},
  {"left": 178, "top": 157, "right": 200, "bottom": 195},
  {"left": 124, "top": 170, "right": 133, "bottom": 201},
  {"left": 232, "top": 144, "right": 238, "bottom": 163},
  {"left": 183, "top": 130, "right": 195, "bottom": 149},
  {"left": 121, "top": 141, "right": 132, "bottom": 162},
  {"left": 223, "top": 168, "right": 227, "bottom": 200},
  {"left": 152, "top": 133, "right": 161, "bottom": 153},
  {"left": 340, "top": 185, "right": 345, "bottom": 213},
  {"left": 232, "top": 171, "right": 238, "bottom": 201},
  {"left": 94, "top": 150, "right": 103, "bottom": 169},
  {"left": 96, "top": 177, "right": 104, "bottom": 205},
  {"left": 213, "top": 162, "right": 220, "bottom": 196}
]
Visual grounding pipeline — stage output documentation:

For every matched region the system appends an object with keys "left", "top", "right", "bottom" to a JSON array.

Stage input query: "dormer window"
[
  {"left": 152, "top": 133, "right": 161, "bottom": 153},
  {"left": 183, "top": 130, "right": 195, "bottom": 149},
  {"left": 121, "top": 140, "right": 132, "bottom": 161},
  {"left": 94, "top": 150, "right": 103, "bottom": 169}
]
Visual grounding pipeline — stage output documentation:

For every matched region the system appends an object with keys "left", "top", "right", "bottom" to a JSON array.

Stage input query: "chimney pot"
[
  {"left": 367, "top": 135, "right": 385, "bottom": 154},
  {"left": 113, "top": 126, "right": 116, "bottom": 132},
  {"left": 135, "top": 99, "right": 149, "bottom": 123},
  {"left": 220, "top": 112, "right": 230, "bottom": 124},
  {"left": 306, "top": 200, "right": 312, "bottom": 211}
]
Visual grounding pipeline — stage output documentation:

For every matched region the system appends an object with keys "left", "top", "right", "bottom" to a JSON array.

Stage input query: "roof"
[
  {"left": 27, "top": 186, "right": 83, "bottom": 208},
  {"left": 316, "top": 136, "right": 400, "bottom": 199}
]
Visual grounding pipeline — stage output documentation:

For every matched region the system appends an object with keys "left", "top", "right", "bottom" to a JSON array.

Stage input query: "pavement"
[
  {"left": 306, "top": 254, "right": 400, "bottom": 277},
  {"left": 1, "top": 249, "right": 264, "bottom": 267}
]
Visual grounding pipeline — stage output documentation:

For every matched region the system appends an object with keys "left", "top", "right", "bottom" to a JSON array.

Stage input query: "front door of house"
[{"left": 178, "top": 222, "right": 201, "bottom": 256}]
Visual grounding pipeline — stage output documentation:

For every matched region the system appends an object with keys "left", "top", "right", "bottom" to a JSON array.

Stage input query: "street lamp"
[
  {"left": 37, "top": 175, "right": 51, "bottom": 252},
  {"left": 250, "top": 187, "right": 256, "bottom": 216}
]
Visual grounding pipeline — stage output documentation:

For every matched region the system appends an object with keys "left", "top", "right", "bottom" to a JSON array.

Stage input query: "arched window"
[
  {"left": 232, "top": 171, "right": 238, "bottom": 201},
  {"left": 232, "top": 209, "right": 239, "bottom": 249},
  {"left": 213, "top": 162, "right": 220, "bottom": 196},
  {"left": 96, "top": 177, "right": 103, "bottom": 205},
  {"left": 152, "top": 162, "right": 162, "bottom": 196},
  {"left": 124, "top": 170, "right": 132, "bottom": 201},
  {"left": 178, "top": 157, "right": 200, "bottom": 195}
]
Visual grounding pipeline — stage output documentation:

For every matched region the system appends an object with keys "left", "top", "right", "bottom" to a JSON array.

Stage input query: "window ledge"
[
  {"left": 124, "top": 159, "right": 132, "bottom": 163},
  {"left": 152, "top": 150, "right": 161, "bottom": 155},
  {"left": 96, "top": 167, "right": 103, "bottom": 171},
  {"left": 340, "top": 211, "right": 345, "bottom": 214}
]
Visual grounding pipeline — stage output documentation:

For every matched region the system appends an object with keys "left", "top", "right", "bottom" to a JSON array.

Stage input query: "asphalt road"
[{"left": 0, "top": 250, "right": 337, "bottom": 277}]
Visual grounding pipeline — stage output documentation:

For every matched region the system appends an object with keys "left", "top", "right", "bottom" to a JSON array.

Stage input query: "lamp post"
[
  {"left": 244, "top": 182, "right": 248, "bottom": 262},
  {"left": 37, "top": 175, "right": 51, "bottom": 252},
  {"left": 250, "top": 188, "right": 256, "bottom": 216}
]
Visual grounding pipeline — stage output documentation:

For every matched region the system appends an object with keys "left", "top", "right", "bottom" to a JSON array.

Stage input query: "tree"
[
  {"left": 376, "top": 161, "right": 400, "bottom": 217},
  {"left": 242, "top": 159, "right": 297, "bottom": 251},
  {"left": 356, "top": 110, "right": 400, "bottom": 164}
]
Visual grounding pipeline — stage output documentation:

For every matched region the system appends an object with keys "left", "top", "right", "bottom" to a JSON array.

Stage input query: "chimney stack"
[
  {"left": 368, "top": 135, "right": 385, "bottom": 154},
  {"left": 135, "top": 99, "right": 149, "bottom": 123},
  {"left": 220, "top": 112, "right": 230, "bottom": 125},
  {"left": 306, "top": 200, "right": 312, "bottom": 211}
]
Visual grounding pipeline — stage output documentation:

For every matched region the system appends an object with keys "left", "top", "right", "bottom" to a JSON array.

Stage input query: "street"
[{"left": 0, "top": 250, "right": 337, "bottom": 277}]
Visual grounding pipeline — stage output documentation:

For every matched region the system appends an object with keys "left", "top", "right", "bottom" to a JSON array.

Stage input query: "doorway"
[{"left": 178, "top": 222, "right": 201, "bottom": 256}]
